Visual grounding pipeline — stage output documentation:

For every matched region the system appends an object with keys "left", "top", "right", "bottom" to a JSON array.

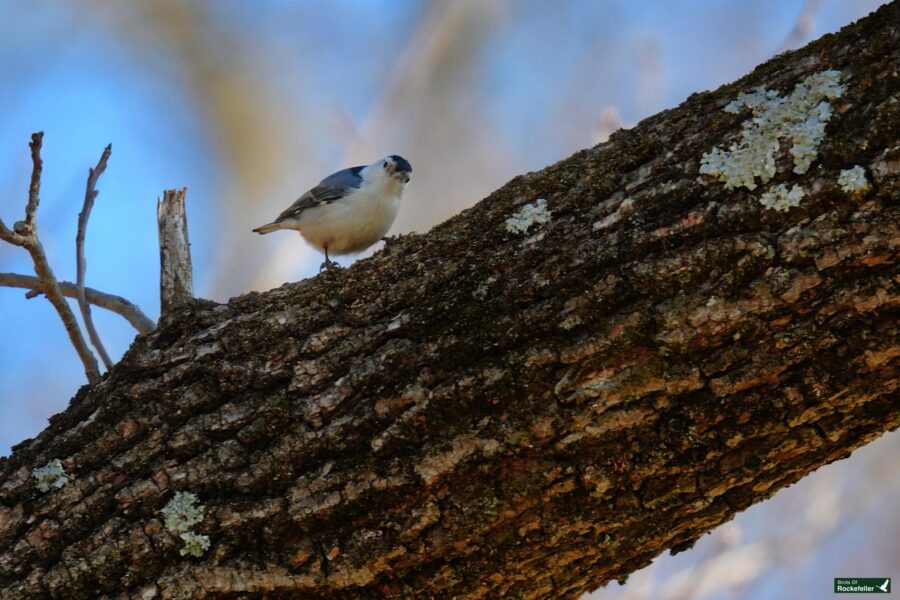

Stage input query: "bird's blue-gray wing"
[{"left": 274, "top": 166, "right": 364, "bottom": 222}]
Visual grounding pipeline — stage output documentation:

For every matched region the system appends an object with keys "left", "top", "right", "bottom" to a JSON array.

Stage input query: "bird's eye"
[{"left": 383, "top": 162, "right": 389, "bottom": 170}]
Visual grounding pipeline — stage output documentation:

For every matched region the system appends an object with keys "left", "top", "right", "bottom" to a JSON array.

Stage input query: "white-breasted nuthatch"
[{"left": 253, "top": 155, "right": 412, "bottom": 270}]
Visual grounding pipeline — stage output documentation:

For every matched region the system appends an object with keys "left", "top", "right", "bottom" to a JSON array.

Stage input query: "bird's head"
[{"left": 380, "top": 155, "right": 412, "bottom": 184}]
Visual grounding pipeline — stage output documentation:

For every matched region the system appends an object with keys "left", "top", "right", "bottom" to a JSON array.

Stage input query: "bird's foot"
[{"left": 319, "top": 258, "right": 342, "bottom": 272}]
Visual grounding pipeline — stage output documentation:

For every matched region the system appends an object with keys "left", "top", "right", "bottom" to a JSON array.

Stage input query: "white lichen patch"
[
  {"left": 700, "top": 70, "right": 844, "bottom": 190},
  {"left": 759, "top": 184, "right": 805, "bottom": 212},
  {"left": 838, "top": 165, "right": 870, "bottom": 193},
  {"left": 161, "top": 491, "right": 210, "bottom": 557},
  {"left": 178, "top": 531, "right": 211, "bottom": 557},
  {"left": 505, "top": 198, "right": 551, "bottom": 234},
  {"left": 161, "top": 491, "right": 204, "bottom": 532},
  {"left": 32, "top": 459, "right": 69, "bottom": 492}
]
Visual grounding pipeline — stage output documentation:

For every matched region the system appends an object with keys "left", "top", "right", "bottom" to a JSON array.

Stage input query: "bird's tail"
[{"left": 252, "top": 221, "right": 286, "bottom": 234}]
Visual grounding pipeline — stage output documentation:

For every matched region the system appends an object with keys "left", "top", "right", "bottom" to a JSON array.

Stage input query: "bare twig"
[
  {"left": 24, "top": 132, "right": 44, "bottom": 231},
  {"left": 76, "top": 144, "right": 113, "bottom": 369},
  {"left": 0, "top": 272, "right": 155, "bottom": 334},
  {"left": 157, "top": 188, "right": 193, "bottom": 316},
  {"left": 0, "top": 132, "right": 101, "bottom": 384}
]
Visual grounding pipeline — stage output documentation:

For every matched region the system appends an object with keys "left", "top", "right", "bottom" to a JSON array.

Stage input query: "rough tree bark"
[{"left": 1, "top": 5, "right": 897, "bottom": 599}]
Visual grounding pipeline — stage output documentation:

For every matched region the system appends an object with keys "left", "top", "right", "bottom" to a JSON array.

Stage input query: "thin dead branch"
[
  {"left": 0, "top": 132, "right": 101, "bottom": 384},
  {"left": 2, "top": 134, "right": 157, "bottom": 378},
  {"left": 76, "top": 144, "right": 114, "bottom": 369},
  {"left": 0, "top": 272, "right": 155, "bottom": 334}
]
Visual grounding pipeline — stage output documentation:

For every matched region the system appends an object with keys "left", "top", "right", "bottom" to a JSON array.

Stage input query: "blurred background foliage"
[{"left": 0, "top": 1, "right": 895, "bottom": 598}]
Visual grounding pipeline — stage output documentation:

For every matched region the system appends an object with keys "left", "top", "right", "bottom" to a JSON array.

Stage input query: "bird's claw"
[{"left": 319, "top": 258, "right": 342, "bottom": 272}]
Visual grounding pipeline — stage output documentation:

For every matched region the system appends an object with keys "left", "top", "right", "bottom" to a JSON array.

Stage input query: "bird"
[
  {"left": 878, "top": 580, "right": 890, "bottom": 593},
  {"left": 253, "top": 155, "right": 412, "bottom": 270}
]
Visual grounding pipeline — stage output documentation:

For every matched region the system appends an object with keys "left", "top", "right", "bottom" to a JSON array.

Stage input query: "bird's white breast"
[{"left": 297, "top": 172, "right": 404, "bottom": 255}]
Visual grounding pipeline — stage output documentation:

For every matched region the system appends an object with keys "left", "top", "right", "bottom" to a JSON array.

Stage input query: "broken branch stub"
[{"left": 157, "top": 188, "right": 193, "bottom": 316}]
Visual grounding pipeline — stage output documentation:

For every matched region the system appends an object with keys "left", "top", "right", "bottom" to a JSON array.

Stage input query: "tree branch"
[
  {"left": 0, "top": 272, "right": 155, "bottom": 334},
  {"left": 0, "top": 132, "right": 101, "bottom": 384},
  {"left": 75, "top": 143, "right": 114, "bottom": 369}
]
